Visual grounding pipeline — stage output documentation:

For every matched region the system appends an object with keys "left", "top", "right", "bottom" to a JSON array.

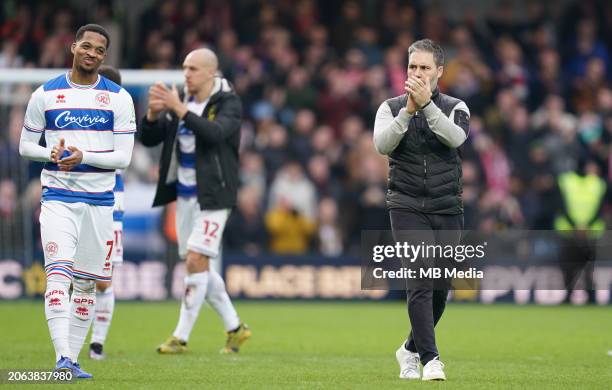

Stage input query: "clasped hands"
[
  {"left": 50, "top": 138, "right": 82, "bottom": 171},
  {"left": 405, "top": 77, "right": 432, "bottom": 114}
]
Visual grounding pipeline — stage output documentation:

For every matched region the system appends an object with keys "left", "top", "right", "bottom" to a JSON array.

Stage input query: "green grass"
[{"left": 0, "top": 301, "right": 611, "bottom": 389}]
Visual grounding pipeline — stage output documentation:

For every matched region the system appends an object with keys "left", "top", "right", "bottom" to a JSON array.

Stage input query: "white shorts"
[
  {"left": 176, "top": 196, "right": 230, "bottom": 259},
  {"left": 41, "top": 201, "right": 113, "bottom": 281},
  {"left": 112, "top": 190, "right": 124, "bottom": 265},
  {"left": 111, "top": 220, "right": 123, "bottom": 265}
]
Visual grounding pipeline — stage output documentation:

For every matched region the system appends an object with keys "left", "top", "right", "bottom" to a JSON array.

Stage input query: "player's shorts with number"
[
  {"left": 112, "top": 188, "right": 124, "bottom": 264},
  {"left": 112, "top": 221, "right": 123, "bottom": 264},
  {"left": 176, "top": 196, "right": 230, "bottom": 259},
  {"left": 41, "top": 200, "right": 113, "bottom": 281}
]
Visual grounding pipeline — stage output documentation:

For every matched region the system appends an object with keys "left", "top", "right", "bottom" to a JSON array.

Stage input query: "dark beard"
[{"left": 76, "top": 64, "right": 96, "bottom": 75}]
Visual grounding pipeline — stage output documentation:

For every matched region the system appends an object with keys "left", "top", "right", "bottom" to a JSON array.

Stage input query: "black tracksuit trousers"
[{"left": 389, "top": 209, "right": 463, "bottom": 365}]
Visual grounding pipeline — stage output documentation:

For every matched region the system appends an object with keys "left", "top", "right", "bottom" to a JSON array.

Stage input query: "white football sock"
[
  {"left": 44, "top": 276, "right": 72, "bottom": 362},
  {"left": 173, "top": 272, "right": 209, "bottom": 341},
  {"left": 91, "top": 285, "right": 115, "bottom": 345},
  {"left": 69, "top": 278, "right": 96, "bottom": 363},
  {"left": 206, "top": 269, "right": 240, "bottom": 331}
]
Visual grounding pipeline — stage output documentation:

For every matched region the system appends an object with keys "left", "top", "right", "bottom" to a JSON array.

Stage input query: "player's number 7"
[{"left": 105, "top": 240, "right": 114, "bottom": 261}]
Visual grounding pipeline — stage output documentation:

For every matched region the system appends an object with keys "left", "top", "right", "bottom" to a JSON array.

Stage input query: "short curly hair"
[{"left": 75, "top": 24, "right": 110, "bottom": 49}]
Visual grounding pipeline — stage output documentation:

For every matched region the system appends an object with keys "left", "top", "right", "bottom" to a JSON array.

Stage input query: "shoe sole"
[
  {"left": 422, "top": 376, "right": 446, "bottom": 381},
  {"left": 157, "top": 346, "right": 187, "bottom": 354}
]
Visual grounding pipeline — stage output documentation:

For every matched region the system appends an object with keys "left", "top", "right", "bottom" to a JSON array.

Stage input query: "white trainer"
[
  {"left": 422, "top": 358, "right": 446, "bottom": 381},
  {"left": 395, "top": 343, "right": 420, "bottom": 380}
]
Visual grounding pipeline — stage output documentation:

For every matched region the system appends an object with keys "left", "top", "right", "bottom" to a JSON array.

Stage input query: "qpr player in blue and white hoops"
[{"left": 18, "top": 24, "right": 135, "bottom": 379}]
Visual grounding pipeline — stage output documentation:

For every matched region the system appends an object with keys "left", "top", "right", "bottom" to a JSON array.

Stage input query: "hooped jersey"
[{"left": 23, "top": 72, "right": 136, "bottom": 206}]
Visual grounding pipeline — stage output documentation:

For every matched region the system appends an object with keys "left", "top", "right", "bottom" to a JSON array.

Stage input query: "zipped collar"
[{"left": 431, "top": 87, "right": 440, "bottom": 100}]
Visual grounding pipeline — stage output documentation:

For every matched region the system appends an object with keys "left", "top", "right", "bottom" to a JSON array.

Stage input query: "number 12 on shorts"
[{"left": 203, "top": 220, "right": 219, "bottom": 238}]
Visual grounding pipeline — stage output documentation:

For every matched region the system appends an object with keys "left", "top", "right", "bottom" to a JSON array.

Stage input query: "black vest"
[{"left": 386, "top": 89, "right": 464, "bottom": 214}]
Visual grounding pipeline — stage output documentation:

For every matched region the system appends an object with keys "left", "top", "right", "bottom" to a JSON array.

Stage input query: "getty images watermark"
[
  {"left": 371, "top": 241, "right": 487, "bottom": 280},
  {"left": 360, "top": 230, "right": 612, "bottom": 292}
]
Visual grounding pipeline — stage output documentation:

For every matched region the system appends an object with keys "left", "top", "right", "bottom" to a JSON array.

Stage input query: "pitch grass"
[{"left": 1, "top": 301, "right": 611, "bottom": 389}]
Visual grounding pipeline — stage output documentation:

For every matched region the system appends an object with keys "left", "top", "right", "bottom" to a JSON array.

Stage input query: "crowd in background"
[{"left": 0, "top": 0, "right": 611, "bottom": 258}]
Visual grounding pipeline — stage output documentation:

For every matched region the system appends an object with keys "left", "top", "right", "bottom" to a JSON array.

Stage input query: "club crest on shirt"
[
  {"left": 45, "top": 241, "right": 58, "bottom": 257},
  {"left": 95, "top": 91, "right": 111, "bottom": 107},
  {"left": 207, "top": 105, "right": 216, "bottom": 120}
]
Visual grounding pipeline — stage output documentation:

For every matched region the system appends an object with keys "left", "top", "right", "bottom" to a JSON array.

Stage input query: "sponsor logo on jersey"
[
  {"left": 56, "top": 94, "right": 66, "bottom": 104},
  {"left": 54, "top": 110, "right": 110, "bottom": 129}
]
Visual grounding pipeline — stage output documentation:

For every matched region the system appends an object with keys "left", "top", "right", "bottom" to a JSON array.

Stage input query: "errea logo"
[{"left": 56, "top": 94, "right": 66, "bottom": 104}]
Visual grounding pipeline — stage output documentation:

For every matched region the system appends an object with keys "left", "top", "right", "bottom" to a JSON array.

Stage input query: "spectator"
[
  {"left": 268, "top": 161, "right": 317, "bottom": 220},
  {"left": 265, "top": 196, "right": 315, "bottom": 255},
  {"left": 315, "top": 197, "right": 343, "bottom": 257},
  {"left": 288, "top": 109, "right": 316, "bottom": 166},
  {"left": 225, "top": 186, "right": 267, "bottom": 256},
  {"left": 0, "top": 179, "right": 24, "bottom": 255},
  {"left": 0, "top": 41, "right": 23, "bottom": 68},
  {"left": 285, "top": 67, "right": 317, "bottom": 111},
  {"left": 307, "top": 155, "right": 342, "bottom": 200},
  {"left": 239, "top": 150, "right": 267, "bottom": 199}
]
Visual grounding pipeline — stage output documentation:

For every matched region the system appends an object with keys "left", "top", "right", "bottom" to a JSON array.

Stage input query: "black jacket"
[
  {"left": 138, "top": 78, "right": 242, "bottom": 209},
  {"left": 386, "top": 89, "right": 466, "bottom": 214}
]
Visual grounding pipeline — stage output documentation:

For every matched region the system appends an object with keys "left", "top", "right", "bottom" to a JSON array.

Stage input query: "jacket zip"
[
  {"left": 214, "top": 153, "right": 226, "bottom": 188},
  {"left": 422, "top": 157, "right": 427, "bottom": 208}
]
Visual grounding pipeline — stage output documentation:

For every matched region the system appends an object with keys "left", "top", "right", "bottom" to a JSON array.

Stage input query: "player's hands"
[
  {"left": 58, "top": 146, "right": 83, "bottom": 171},
  {"left": 146, "top": 82, "right": 167, "bottom": 121},
  {"left": 169, "top": 83, "right": 188, "bottom": 118},
  {"left": 405, "top": 77, "right": 432, "bottom": 109},
  {"left": 50, "top": 138, "right": 65, "bottom": 163},
  {"left": 148, "top": 83, "right": 187, "bottom": 119}
]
